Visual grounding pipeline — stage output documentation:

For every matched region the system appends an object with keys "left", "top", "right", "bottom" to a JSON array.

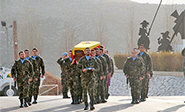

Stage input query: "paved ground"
[{"left": 0, "top": 96, "right": 185, "bottom": 112}]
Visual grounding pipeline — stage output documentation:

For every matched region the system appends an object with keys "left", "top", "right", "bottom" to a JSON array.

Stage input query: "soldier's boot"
[
  {"left": 90, "top": 101, "right": 95, "bottom": 110},
  {"left": 96, "top": 96, "right": 100, "bottom": 104},
  {"left": 24, "top": 99, "right": 28, "bottom": 107},
  {"left": 94, "top": 99, "right": 97, "bottom": 104},
  {"left": 28, "top": 96, "right": 32, "bottom": 106},
  {"left": 74, "top": 95, "right": 79, "bottom": 104},
  {"left": 19, "top": 99, "right": 23, "bottom": 108},
  {"left": 131, "top": 94, "right": 135, "bottom": 104},
  {"left": 140, "top": 93, "right": 146, "bottom": 102},
  {"left": 135, "top": 94, "right": 140, "bottom": 104},
  {"left": 32, "top": 95, "right": 38, "bottom": 104},
  {"left": 78, "top": 95, "right": 82, "bottom": 103},
  {"left": 63, "top": 92, "right": 70, "bottom": 99},
  {"left": 100, "top": 95, "right": 107, "bottom": 103},
  {"left": 71, "top": 95, "right": 74, "bottom": 104},
  {"left": 84, "top": 102, "right": 88, "bottom": 110}
]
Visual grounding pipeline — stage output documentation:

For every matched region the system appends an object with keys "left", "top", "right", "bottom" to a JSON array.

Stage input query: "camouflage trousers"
[
  {"left": 141, "top": 75, "right": 149, "bottom": 99},
  {"left": 98, "top": 79, "right": 105, "bottom": 97},
  {"left": 129, "top": 77, "right": 141, "bottom": 100},
  {"left": 93, "top": 73, "right": 99, "bottom": 100},
  {"left": 17, "top": 78, "right": 30, "bottom": 99},
  {"left": 104, "top": 75, "right": 108, "bottom": 98},
  {"left": 68, "top": 74, "right": 81, "bottom": 96},
  {"left": 81, "top": 74, "right": 94, "bottom": 103},
  {"left": 29, "top": 80, "right": 33, "bottom": 96},
  {"left": 32, "top": 78, "right": 40, "bottom": 96},
  {"left": 61, "top": 72, "right": 69, "bottom": 93}
]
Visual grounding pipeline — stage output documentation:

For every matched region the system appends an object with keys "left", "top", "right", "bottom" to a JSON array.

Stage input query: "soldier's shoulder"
[
  {"left": 37, "top": 55, "right": 44, "bottom": 60},
  {"left": 79, "top": 56, "right": 86, "bottom": 61}
]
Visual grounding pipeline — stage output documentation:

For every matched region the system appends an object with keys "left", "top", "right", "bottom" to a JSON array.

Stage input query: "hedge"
[{"left": 114, "top": 52, "right": 183, "bottom": 71}]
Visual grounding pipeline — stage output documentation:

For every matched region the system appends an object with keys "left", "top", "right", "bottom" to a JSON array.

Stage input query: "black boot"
[
  {"left": 96, "top": 96, "right": 100, "bottom": 104},
  {"left": 131, "top": 94, "right": 135, "bottom": 104},
  {"left": 84, "top": 102, "right": 88, "bottom": 110},
  {"left": 32, "top": 95, "right": 38, "bottom": 104},
  {"left": 135, "top": 94, "right": 140, "bottom": 104},
  {"left": 78, "top": 95, "right": 82, "bottom": 103},
  {"left": 90, "top": 101, "right": 95, "bottom": 110},
  {"left": 100, "top": 95, "right": 107, "bottom": 103},
  {"left": 28, "top": 96, "right": 32, "bottom": 106},
  {"left": 19, "top": 99, "right": 23, "bottom": 108},
  {"left": 63, "top": 92, "right": 70, "bottom": 99},
  {"left": 71, "top": 95, "right": 74, "bottom": 104},
  {"left": 24, "top": 99, "right": 28, "bottom": 107},
  {"left": 74, "top": 95, "right": 79, "bottom": 104}
]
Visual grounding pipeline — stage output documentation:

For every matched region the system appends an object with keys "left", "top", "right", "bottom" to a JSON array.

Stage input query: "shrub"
[{"left": 114, "top": 52, "right": 183, "bottom": 71}]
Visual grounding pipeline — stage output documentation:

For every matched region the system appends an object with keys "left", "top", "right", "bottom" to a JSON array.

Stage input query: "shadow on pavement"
[
  {"left": 119, "top": 98, "right": 131, "bottom": 101},
  {"left": 157, "top": 104, "right": 185, "bottom": 112},
  {"left": 39, "top": 98, "right": 62, "bottom": 103},
  {"left": 97, "top": 103, "right": 134, "bottom": 112},
  {"left": 0, "top": 106, "right": 20, "bottom": 112}
]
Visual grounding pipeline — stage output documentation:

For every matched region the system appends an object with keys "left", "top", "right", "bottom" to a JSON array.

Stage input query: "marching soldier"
[
  {"left": 57, "top": 52, "right": 70, "bottom": 98},
  {"left": 95, "top": 48, "right": 108, "bottom": 103},
  {"left": 31, "top": 48, "right": 45, "bottom": 104},
  {"left": 78, "top": 47, "right": 98, "bottom": 110},
  {"left": 11, "top": 51, "right": 33, "bottom": 108},
  {"left": 100, "top": 46, "right": 111, "bottom": 99},
  {"left": 138, "top": 44, "right": 153, "bottom": 101},
  {"left": 24, "top": 49, "right": 36, "bottom": 106},
  {"left": 123, "top": 48, "right": 145, "bottom": 104}
]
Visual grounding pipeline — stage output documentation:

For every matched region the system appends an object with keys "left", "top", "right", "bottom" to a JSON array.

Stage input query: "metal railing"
[{"left": 39, "top": 85, "right": 59, "bottom": 96}]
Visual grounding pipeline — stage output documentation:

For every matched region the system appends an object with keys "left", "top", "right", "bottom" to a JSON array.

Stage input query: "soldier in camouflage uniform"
[
  {"left": 100, "top": 46, "right": 111, "bottom": 99},
  {"left": 31, "top": 48, "right": 45, "bottom": 104},
  {"left": 138, "top": 44, "right": 153, "bottom": 101},
  {"left": 95, "top": 48, "right": 108, "bottom": 103},
  {"left": 11, "top": 51, "right": 33, "bottom": 108},
  {"left": 182, "top": 48, "right": 185, "bottom": 77},
  {"left": 91, "top": 49, "right": 101, "bottom": 104},
  {"left": 57, "top": 52, "right": 70, "bottom": 98},
  {"left": 78, "top": 47, "right": 98, "bottom": 110},
  {"left": 24, "top": 49, "right": 36, "bottom": 106},
  {"left": 123, "top": 48, "right": 145, "bottom": 104}
]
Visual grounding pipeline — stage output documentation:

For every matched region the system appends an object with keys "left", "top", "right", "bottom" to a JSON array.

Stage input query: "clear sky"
[{"left": 130, "top": 0, "right": 185, "bottom": 4}]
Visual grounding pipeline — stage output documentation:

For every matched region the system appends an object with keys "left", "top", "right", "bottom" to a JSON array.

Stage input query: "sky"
[{"left": 131, "top": 0, "right": 185, "bottom": 4}]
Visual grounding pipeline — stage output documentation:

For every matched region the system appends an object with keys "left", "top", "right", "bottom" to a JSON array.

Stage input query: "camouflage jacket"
[
  {"left": 25, "top": 57, "right": 37, "bottom": 79},
  {"left": 138, "top": 52, "right": 153, "bottom": 77},
  {"left": 98, "top": 56, "right": 108, "bottom": 76},
  {"left": 78, "top": 56, "right": 98, "bottom": 76},
  {"left": 11, "top": 59, "right": 33, "bottom": 80},
  {"left": 110, "top": 58, "right": 114, "bottom": 77},
  {"left": 102, "top": 53, "right": 111, "bottom": 73},
  {"left": 123, "top": 56, "right": 145, "bottom": 79},
  {"left": 31, "top": 55, "right": 45, "bottom": 77},
  {"left": 94, "top": 57, "right": 103, "bottom": 77}
]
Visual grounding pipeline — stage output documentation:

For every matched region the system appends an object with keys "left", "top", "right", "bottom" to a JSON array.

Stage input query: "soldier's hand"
[
  {"left": 35, "top": 78, "right": 38, "bottom": 81},
  {"left": 146, "top": 72, "right": 150, "bottom": 76},
  {"left": 125, "top": 74, "right": 129, "bottom": 78},
  {"left": 71, "top": 59, "right": 75, "bottom": 65},
  {"left": 82, "top": 69, "right": 88, "bottom": 72},
  {"left": 140, "top": 76, "right": 144, "bottom": 80},
  {"left": 41, "top": 75, "right": 44, "bottom": 78},
  {"left": 92, "top": 68, "right": 95, "bottom": 71},
  {"left": 13, "top": 77, "right": 17, "bottom": 81},
  {"left": 28, "top": 79, "right": 32, "bottom": 82},
  {"left": 103, "top": 76, "right": 106, "bottom": 79},
  {"left": 100, "top": 76, "right": 103, "bottom": 80},
  {"left": 108, "top": 73, "right": 111, "bottom": 78}
]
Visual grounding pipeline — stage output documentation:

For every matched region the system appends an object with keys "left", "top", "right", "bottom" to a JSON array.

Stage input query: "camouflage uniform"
[
  {"left": 57, "top": 57, "right": 69, "bottom": 96},
  {"left": 138, "top": 52, "right": 153, "bottom": 100},
  {"left": 123, "top": 56, "right": 145, "bottom": 103},
  {"left": 31, "top": 55, "right": 45, "bottom": 102},
  {"left": 97, "top": 56, "right": 108, "bottom": 102},
  {"left": 11, "top": 59, "right": 33, "bottom": 100},
  {"left": 181, "top": 48, "right": 185, "bottom": 77},
  {"left": 102, "top": 53, "right": 111, "bottom": 98},
  {"left": 78, "top": 56, "right": 98, "bottom": 108}
]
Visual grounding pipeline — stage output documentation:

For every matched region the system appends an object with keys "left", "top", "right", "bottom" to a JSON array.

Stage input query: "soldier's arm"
[
  {"left": 106, "top": 55, "right": 111, "bottom": 73},
  {"left": 140, "top": 58, "right": 145, "bottom": 78},
  {"left": 103, "top": 58, "right": 108, "bottom": 76},
  {"left": 40, "top": 58, "right": 45, "bottom": 76},
  {"left": 11, "top": 61, "right": 17, "bottom": 79},
  {"left": 123, "top": 59, "right": 128, "bottom": 75},
  {"left": 94, "top": 59, "right": 100, "bottom": 72},
  {"left": 110, "top": 59, "right": 114, "bottom": 77},
  {"left": 29, "top": 61, "right": 34, "bottom": 79},
  {"left": 146, "top": 55, "right": 153, "bottom": 77},
  {"left": 78, "top": 58, "right": 83, "bottom": 72}
]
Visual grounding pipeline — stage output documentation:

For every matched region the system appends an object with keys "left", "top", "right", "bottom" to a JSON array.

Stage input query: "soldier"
[
  {"left": 57, "top": 52, "right": 70, "bottom": 98},
  {"left": 181, "top": 48, "right": 185, "bottom": 77},
  {"left": 24, "top": 49, "right": 36, "bottom": 106},
  {"left": 123, "top": 48, "right": 145, "bottom": 104},
  {"left": 95, "top": 48, "right": 108, "bottom": 103},
  {"left": 11, "top": 51, "right": 33, "bottom": 108},
  {"left": 138, "top": 45, "right": 153, "bottom": 101},
  {"left": 99, "top": 47, "right": 111, "bottom": 100},
  {"left": 31, "top": 48, "right": 45, "bottom": 104},
  {"left": 78, "top": 47, "right": 98, "bottom": 110},
  {"left": 105, "top": 49, "right": 114, "bottom": 99}
]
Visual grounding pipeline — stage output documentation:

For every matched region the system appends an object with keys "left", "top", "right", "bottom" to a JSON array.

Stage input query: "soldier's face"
[
  {"left": 24, "top": 51, "right": 30, "bottom": 57},
  {"left": 32, "top": 50, "right": 38, "bottom": 56},
  {"left": 68, "top": 51, "right": 72, "bottom": 57},
  {"left": 95, "top": 50, "right": 99, "bottom": 55},
  {"left": 85, "top": 49, "right": 90, "bottom": 56},
  {"left": 139, "top": 46, "right": 145, "bottom": 52},
  {"left": 131, "top": 51, "right": 138, "bottom": 58},
  {"left": 99, "top": 50, "right": 103, "bottom": 56},
  {"left": 91, "top": 51, "right": 96, "bottom": 57},
  {"left": 19, "top": 53, "right": 25, "bottom": 59}
]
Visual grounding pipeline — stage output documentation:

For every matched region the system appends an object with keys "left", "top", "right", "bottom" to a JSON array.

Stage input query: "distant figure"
[
  {"left": 138, "top": 20, "right": 150, "bottom": 50},
  {"left": 181, "top": 48, "right": 185, "bottom": 77},
  {"left": 157, "top": 31, "right": 173, "bottom": 52}
]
